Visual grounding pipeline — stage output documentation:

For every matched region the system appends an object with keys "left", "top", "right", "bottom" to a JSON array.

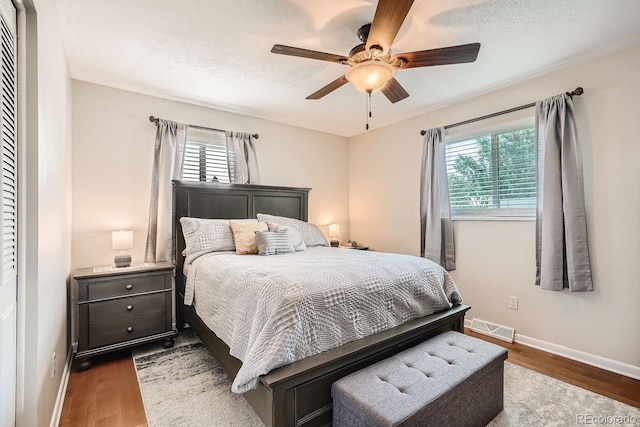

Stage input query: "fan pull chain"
[{"left": 366, "top": 91, "right": 372, "bottom": 130}]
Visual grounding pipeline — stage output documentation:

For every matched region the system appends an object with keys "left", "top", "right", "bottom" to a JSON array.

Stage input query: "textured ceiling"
[{"left": 53, "top": 0, "right": 640, "bottom": 137}]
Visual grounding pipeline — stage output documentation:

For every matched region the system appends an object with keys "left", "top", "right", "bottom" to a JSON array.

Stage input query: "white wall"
[
  {"left": 349, "top": 45, "right": 640, "bottom": 368},
  {"left": 71, "top": 81, "right": 349, "bottom": 270},
  {"left": 19, "top": 0, "right": 73, "bottom": 425}
]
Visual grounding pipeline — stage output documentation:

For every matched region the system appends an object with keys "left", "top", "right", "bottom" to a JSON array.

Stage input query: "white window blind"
[
  {"left": 446, "top": 125, "right": 536, "bottom": 218},
  {"left": 182, "top": 128, "right": 230, "bottom": 183},
  {"left": 1, "top": 7, "right": 16, "bottom": 277}
]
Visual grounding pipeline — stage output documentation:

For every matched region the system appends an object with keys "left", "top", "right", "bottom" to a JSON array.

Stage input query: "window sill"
[{"left": 452, "top": 216, "right": 535, "bottom": 222}]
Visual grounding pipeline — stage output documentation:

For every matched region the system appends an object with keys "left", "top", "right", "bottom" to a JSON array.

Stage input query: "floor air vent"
[{"left": 470, "top": 318, "right": 515, "bottom": 343}]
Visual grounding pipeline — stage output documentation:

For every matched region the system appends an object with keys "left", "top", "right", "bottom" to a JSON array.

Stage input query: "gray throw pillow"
[
  {"left": 266, "top": 222, "right": 306, "bottom": 251},
  {"left": 254, "top": 230, "right": 295, "bottom": 255}
]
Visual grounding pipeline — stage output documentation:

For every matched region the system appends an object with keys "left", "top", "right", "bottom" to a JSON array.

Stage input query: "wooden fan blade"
[
  {"left": 271, "top": 44, "right": 348, "bottom": 64},
  {"left": 366, "top": 0, "right": 414, "bottom": 54},
  {"left": 381, "top": 77, "right": 409, "bottom": 103},
  {"left": 306, "top": 75, "right": 349, "bottom": 100},
  {"left": 392, "top": 43, "right": 481, "bottom": 69}
]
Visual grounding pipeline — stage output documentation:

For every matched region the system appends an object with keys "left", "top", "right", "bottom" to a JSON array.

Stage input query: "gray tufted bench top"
[{"left": 332, "top": 330, "right": 508, "bottom": 427}]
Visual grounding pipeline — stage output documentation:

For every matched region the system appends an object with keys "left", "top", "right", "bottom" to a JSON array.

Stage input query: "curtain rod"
[
  {"left": 148, "top": 116, "right": 259, "bottom": 139},
  {"left": 420, "top": 87, "right": 584, "bottom": 136}
]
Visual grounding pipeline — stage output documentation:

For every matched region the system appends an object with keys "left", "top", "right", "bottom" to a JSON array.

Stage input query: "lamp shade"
[
  {"left": 329, "top": 224, "right": 340, "bottom": 238},
  {"left": 112, "top": 230, "right": 133, "bottom": 250},
  {"left": 345, "top": 61, "right": 395, "bottom": 93}
]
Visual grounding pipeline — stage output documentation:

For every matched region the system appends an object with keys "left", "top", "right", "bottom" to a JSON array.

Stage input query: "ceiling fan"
[{"left": 271, "top": 0, "right": 481, "bottom": 103}]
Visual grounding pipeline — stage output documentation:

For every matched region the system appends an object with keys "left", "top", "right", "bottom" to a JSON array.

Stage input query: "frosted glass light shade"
[
  {"left": 345, "top": 61, "right": 395, "bottom": 93},
  {"left": 112, "top": 230, "right": 133, "bottom": 250}
]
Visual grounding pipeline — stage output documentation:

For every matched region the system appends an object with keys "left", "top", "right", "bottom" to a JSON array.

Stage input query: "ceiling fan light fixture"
[
  {"left": 271, "top": 1, "right": 480, "bottom": 104},
  {"left": 345, "top": 61, "right": 395, "bottom": 93}
]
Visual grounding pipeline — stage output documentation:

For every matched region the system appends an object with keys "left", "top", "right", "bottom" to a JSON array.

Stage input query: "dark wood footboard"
[{"left": 184, "top": 303, "right": 470, "bottom": 427}]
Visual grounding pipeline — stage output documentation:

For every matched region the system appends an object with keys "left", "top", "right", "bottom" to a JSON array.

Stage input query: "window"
[
  {"left": 182, "top": 128, "right": 231, "bottom": 183},
  {"left": 445, "top": 124, "right": 536, "bottom": 218}
]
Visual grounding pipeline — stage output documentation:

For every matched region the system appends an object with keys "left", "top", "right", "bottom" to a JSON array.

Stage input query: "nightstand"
[
  {"left": 339, "top": 245, "right": 369, "bottom": 250},
  {"left": 73, "top": 262, "right": 176, "bottom": 370}
]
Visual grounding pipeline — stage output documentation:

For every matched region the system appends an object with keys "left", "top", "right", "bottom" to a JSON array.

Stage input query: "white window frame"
[
  {"left": 445, "top": 118, "right": 536, "bottom": 221},
  {"left": 181, "top": 128, "right": 230, "bottom": 183}
]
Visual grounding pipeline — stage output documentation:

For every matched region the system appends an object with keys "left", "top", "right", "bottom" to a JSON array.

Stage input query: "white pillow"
[
  {"left": 257, "top": 213, "right": 328, "bottom": 247},
  {"left": 180, "top": 217, "right": 256, "bottom": 263}
]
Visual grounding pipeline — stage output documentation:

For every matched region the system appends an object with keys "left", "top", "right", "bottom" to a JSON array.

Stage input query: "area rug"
[{"left": 133, "top": 332, "right": 639, "bottom": 427}]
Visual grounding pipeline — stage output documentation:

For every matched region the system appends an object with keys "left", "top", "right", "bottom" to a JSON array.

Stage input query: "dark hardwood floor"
[
  {"left": 59, "top": 350, "right": 147, "bottom": 427},
  {"left": 59, "top": 330, "right": 640, "bottom": 427},
  {"left": 465, "top": 329, "right": 640, "bottom": 409}
]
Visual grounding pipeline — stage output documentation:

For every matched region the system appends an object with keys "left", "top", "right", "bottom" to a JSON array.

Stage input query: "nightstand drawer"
[
  {"left": 87, "top": 273, "right": 167, "bottom": 301},
  {"left": 89, "top": 312, "right": 166, "bottom": 348},
  {"left": 89, "top": 292, "right": 167, "bottom": 325}
]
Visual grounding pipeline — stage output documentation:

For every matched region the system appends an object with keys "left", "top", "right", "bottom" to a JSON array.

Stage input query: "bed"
[{"left": 172, "top": 180, "right": 470, "bottom": 427}]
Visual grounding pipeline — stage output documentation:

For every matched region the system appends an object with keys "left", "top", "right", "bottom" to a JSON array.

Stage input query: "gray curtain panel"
[
  {"left": 420, "top": 127, "right": 456, "bottom": 270},
  {"left": 145, "top": 119, "right": 188, "bottom": 263},
  {"left": 225, "top": 131, "right": 260, "bottom": 184},
  {"left": 535, "top": 94, "right": 592, "bottom": 291}
]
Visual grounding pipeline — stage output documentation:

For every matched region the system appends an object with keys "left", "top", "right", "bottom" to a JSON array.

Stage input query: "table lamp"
[
  {"left": 112, "top": 230, "right": 133, "bottom": 267},
  {"left": 329, "top": 224, "right": 340, "bottom": 248}
]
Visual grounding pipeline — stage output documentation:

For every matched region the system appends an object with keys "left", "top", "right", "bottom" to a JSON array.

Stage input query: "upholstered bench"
[{"left": 331, "top": 330, "right": 508, "bottom": 427}]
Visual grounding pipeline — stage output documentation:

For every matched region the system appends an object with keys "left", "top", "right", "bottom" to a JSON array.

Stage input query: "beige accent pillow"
[{"left": 229, "top": 220, "right": 268, "bottom": 255}]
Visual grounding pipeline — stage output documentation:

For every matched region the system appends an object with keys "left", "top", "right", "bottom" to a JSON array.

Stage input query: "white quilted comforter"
[{"left": 185, "top": 247, "right": 462, "bottom": 393}]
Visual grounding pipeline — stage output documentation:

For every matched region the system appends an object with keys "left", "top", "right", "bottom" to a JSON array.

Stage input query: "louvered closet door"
[{"left": 0, "top": 0, "right": 17, "bottom": 425}]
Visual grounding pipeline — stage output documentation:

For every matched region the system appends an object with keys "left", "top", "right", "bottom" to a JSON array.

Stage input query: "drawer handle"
[
  {"left": 126, "top": 305, "right": 133, "bottom": 311},
  {"left": 127, "top": 326, "right": 133, "bottom": 333},
  {"left": 125, "top": 284, "right": 133, "bottom": 290}
]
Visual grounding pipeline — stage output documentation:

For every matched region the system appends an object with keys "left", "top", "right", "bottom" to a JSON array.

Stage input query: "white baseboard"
[
  {"left": 464, "top": 319, "right": 640, "bottom": 380},
  {"left": 50, "top": 347, "right": 73, "bottom": 427}
]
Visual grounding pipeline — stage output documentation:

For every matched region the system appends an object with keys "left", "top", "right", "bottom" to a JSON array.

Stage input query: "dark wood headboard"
[{"left": 172, "top": 180, "right": 311, "bottom": 322}]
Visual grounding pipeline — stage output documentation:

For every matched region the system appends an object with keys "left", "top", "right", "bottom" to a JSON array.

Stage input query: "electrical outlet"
[
  {"left": 508, "top": 296, "right": 518, "bottom": 310},
  {"left": 51, "top": 352, "right": 56, "bottom": 378}
]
